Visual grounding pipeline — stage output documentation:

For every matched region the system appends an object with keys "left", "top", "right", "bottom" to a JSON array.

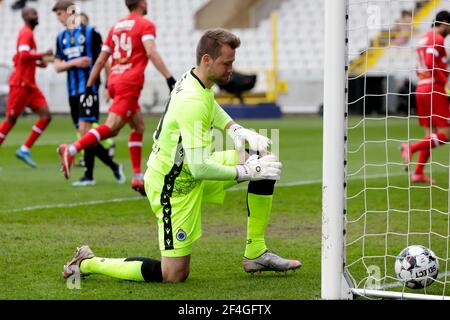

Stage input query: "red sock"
[
  {"left": 73, "top": 124, "right": 112, "bottom": 152},
  {"left": 410, "top": 133, "right": 447, "bottom": 153},
  {"left": 128, "top": 131, "right": 143, "bottom": 175},
  {"left": 0, "top": 120, "right": 14, "bottom": 145},
  {"left": 410, "top": 135, "right": 432, "bottom": 153},
  {"left": 24, "top": 118, "right": 51, "bottom": 149},
  {"left": 415, "top": 149, "right": 430, "bottom": 175}
]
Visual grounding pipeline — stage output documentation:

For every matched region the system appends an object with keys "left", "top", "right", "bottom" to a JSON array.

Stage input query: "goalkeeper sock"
[
  {"left": 80, "top": 256, "right": 162, "bottom": 282},
  {"left": 415, "top": 149, "right": 430, "bottom": 175},
  {"left": 244, "top": 180, "right": 276, "bottom": 260}
]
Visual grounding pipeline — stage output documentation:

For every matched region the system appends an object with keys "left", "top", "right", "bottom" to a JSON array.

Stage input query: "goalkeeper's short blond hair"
[{"left": 196, "top": 29, "right": 241, "bottom": 66}]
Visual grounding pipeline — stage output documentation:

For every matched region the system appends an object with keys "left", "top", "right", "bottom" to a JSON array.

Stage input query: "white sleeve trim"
[
  {"left": 101, "top": 45, "right": 111, "bottom": 53},
  {"left": 18, "top": 45, "right": 31, "bottom": 52},
  {"left": 141, "top": 34, "right": 155, "bottom": 43},
  {"left": 426, "top": 47, "right": 439, "bottom": 57}
]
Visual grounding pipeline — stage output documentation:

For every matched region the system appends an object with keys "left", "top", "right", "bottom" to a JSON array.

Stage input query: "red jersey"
[
  {"left": 416, "top": 30, "right": 449, "bottom": 88},
  {"left": 9, "top": 25, "right": 44, "bottom": 88},
  {"left": 103, "top": 13, "right": 156, "bottom": 88}
]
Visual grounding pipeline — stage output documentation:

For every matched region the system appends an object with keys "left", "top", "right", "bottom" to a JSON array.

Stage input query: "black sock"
[
  {"left": 248, "top": 180, "right": 276, "bottom": 196},
  {"left": 125, "top": 257, "right": 163, "bottom": 283},
  {"left": 94, "top": 144, "right": 118, "bottom": 170},
  {"left": 84, "top": 147, "right": 95, "bottom": 179}
]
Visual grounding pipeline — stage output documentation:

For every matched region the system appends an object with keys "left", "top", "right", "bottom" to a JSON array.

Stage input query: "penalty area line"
[{"left": 0, "top": 171, "right": 409, "bottom": 214}]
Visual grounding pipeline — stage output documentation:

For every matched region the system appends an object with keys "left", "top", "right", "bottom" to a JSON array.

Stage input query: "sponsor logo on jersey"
[
  {"left": 78, "top": 34, "right": 86, "bottom": 45},
  {"left": 63, "top": 46, "right": 84, "bottom": 59},
  {"left": 114, "top": 20, "right": 136, "bottom": 32}
]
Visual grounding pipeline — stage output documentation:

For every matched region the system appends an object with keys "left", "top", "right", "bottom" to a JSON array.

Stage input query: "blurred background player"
[
  {"left": 61, "top": 29, "right": 301, "bottom": 284},
  {"left": 401, "top": 10, "right": 450, "bottom": 183},
  {"left": 58, "top": 0, "right": 176, "bottom": 195},
  {"left": 75, "top": 11, "right": 116, "bottom": 168},
  {"left": 0, "top": 7, "right": 53, "bottom": 168},
  {"left": 52, "top": 1, "right": 124, "bottom": 187}
]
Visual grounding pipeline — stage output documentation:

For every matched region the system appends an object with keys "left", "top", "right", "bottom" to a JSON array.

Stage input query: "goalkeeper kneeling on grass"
[{"left": 62, "top": 28, "right": 301, "bottom": 283}]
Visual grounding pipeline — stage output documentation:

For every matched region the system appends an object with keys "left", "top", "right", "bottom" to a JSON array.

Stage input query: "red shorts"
[
  {"left": 108, "top": 83, "right": 142, "bottom": 121},
  {"left": 6, "top": 85, "right": 48, "bottom": 118},
  {"left": 415, "top": 84, "right": 450, "bottom": 127}
]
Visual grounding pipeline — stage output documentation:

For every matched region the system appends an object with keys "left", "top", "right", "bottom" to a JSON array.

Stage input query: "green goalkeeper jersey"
[{"left": 146, "top": 69, "right": 232, "bottom": 196}]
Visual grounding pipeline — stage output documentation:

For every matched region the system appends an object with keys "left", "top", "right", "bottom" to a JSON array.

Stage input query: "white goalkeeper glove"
[
  {"left": 236, "top": 154, "right": 282, "bottom": 181},
  {"left": 229, "top": 124, "right": 272, "bottom": 152}
]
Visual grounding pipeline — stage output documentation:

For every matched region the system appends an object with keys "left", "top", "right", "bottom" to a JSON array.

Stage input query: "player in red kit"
[
  {"left": 401, "top": 11, "right": 450, "bottom": 183},
  {"left": 0, "top": 7, "right": 53, "bottom": 167},
  {"left": 58, "top": 0, "right": 176, "bottom": 196}
]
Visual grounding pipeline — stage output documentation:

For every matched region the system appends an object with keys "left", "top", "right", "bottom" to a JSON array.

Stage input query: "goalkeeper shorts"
[{"left": 144, "top": 150, "right": 239, "bottom": 258}]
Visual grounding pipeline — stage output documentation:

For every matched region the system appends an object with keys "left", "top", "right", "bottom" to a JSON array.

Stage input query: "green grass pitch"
[{"left": 0, "top": 114, "right": 449, "bottom": 299}]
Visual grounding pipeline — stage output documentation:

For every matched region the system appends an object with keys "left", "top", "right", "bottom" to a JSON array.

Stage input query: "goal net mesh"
[{"left": 345, "top": 0, "right": 450, "bottom": 298}]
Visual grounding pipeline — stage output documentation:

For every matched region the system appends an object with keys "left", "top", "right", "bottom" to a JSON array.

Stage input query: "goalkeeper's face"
[{"left": 207, "top": 44, "right": 235, "bottom": 86}]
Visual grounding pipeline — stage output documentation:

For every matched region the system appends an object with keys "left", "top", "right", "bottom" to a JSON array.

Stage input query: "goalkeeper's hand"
[
  {"left": 80, "top": 86, "right": 94, "bottom": 108},
  {"left": 229, "top": 124, "right": 272, "bottom": 152},
  {"left": 236, "top": 154, "right": 282, "bottom": 181},
  {"left": 166, "top": 76, "right": 177, "bottom": 92}
]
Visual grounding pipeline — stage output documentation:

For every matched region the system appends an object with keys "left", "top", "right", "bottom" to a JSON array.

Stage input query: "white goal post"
[{"left": 322, "top": 0, "right": 450, "bottom": 300}]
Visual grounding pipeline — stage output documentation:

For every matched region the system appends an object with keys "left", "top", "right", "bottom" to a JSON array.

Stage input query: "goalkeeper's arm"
[
  {"left": 185, "top": 147, "right": 281, "bottom": 182},
  {"left": 213, "top": 103, "right": 271, "bottom": 152}
]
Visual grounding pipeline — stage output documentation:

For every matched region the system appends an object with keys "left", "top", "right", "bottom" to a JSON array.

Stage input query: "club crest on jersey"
[
  {"left": 78, "top": 34, "right": 86, "bottom": 45},
  {"left": 176, "top": 229, "right": 187, "bottom": 241}
]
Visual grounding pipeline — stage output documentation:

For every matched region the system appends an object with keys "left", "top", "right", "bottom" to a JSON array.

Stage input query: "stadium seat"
[{"left": 0, "top": 0, "right": 433, "bottom": 111}]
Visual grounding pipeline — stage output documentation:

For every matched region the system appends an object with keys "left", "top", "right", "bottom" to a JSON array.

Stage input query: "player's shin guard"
[
  {"left": 79, "top": 256, "right": 162, "bottom": 282},
  {"left": 0, "top": 120, "right": 14, "bottom": 145},
  {"left": 128, "top": 131, "right": 143, "bottom": 175},
  {"left": 244, "top": 180, "right": 276, "bottom": 260},
  {"left": 23, "top": 118, "right": 50, "bottom": 149},
  {"left": 73, "top": 125, "right": 112, "bottom": 154}
]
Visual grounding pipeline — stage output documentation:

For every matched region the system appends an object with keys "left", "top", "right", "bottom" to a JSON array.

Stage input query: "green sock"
[
  {"left": 244, "top": 193, "right": 273, "bottom": 259},
  {"left": 80, "top": 257, "right": 145, "bottom": 282}
]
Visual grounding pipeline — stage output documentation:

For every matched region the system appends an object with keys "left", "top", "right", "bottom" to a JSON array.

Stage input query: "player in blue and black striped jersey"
[{"left": 53, "top": 0, "right": 124, "bottom": 187}]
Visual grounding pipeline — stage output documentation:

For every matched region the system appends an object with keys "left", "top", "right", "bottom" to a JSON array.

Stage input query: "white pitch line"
[
  {"left": 1, "top": 196, "right": 144, "bottom": 214},
  {"left": 0, "top": 171, "right": 415, "bottom": 214}
]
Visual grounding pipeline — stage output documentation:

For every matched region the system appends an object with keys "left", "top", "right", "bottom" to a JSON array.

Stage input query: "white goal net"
[{"left": 323, "top": 0, "right": 450, "bottom": 300}]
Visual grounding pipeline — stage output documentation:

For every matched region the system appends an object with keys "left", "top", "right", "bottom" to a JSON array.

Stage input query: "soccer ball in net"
[{"left": 394, "top": 245, "right": 439, "bottom": 289}]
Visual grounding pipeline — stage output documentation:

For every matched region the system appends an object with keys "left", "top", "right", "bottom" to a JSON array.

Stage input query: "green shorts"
[{"left": 145, "top": 150, "right": 239, "bottom": 258}]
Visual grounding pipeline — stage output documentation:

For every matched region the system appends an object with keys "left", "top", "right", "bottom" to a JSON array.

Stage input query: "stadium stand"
[{"left": 0, "top": 0, "right": 438, "bottom": 114}]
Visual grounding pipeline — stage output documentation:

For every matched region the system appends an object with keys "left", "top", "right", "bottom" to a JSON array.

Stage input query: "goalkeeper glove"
[
  {"left": 166, "top": 76, "right": 177, "bottom": 92},
  {"left": 229, "top": 124, "right": 272, "bottom": 152},
  {"left": 236, "top": 154, "right": 282, "bottom": 181},
  {"left": 80, "top": 86, "right": 95, "bottom": 108}
]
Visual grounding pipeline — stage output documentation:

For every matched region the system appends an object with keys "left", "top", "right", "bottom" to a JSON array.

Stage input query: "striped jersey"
[{"left": 55, "top": 24, "right": 102, "bottom": 96}]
